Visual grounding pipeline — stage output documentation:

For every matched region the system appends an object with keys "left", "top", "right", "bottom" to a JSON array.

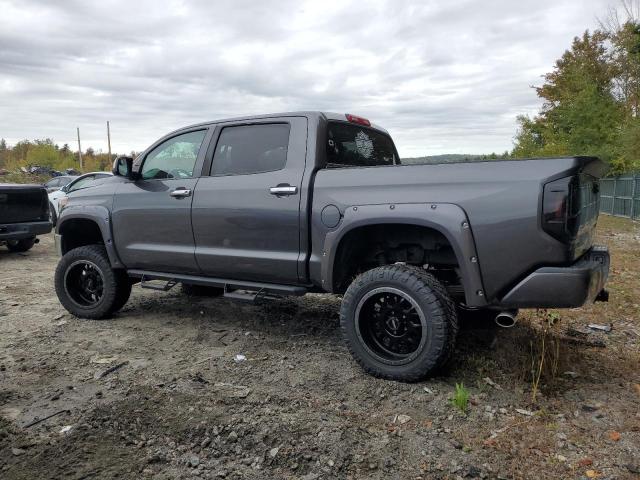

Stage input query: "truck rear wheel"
[
  {"left": 340, "top": 265, "right": 458, "bottom": 382},
  {"left": 55, "top": 245, "right": 130, "bottom": 319},
  {"left": 6, "top": 237, "right": 36, "bottom": 252}
]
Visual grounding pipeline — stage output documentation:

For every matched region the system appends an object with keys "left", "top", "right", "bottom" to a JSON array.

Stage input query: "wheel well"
[
  {"left": 332, "top": 224, "right": 463, "bottom": 298},
  {"left": 59, "top": 218, "right": 104, "bottom": 254}
]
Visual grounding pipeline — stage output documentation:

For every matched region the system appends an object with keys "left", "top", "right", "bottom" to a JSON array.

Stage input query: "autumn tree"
[
  {"left": 0, "top": 138, "right": 8, "bottom": 168},
  {"left": 513, "top": 31, "right": 623, "bottom": 166}
]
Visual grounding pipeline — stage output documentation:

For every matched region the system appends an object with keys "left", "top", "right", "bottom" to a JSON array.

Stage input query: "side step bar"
[
  {"left": 128, "top": 269, "right": 309, "bottom": 298},
  {"left": 223, "top": 286, "right": 283, "bottom": 303}
]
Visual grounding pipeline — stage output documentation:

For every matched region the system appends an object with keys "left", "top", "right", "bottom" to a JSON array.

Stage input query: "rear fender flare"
[{"left": 320, "top": 203, "right": 487, "bottom": 307}]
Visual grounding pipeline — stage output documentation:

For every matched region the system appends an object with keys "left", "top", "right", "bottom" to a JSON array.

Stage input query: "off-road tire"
[
  {"left": 181, "top": 284, "right": 224, "bottom": 297},
  {"left": 112, "top": 273, "right": 133, "bottom": 312},
  {"left": 6, "top": 237, "right": 36, "bottom": 252},
  {"left": 340, "top": 264, "right": 458, "bottom": 382},
  {"left": 55, "top": 244, "right": 129, "bottom": 319}
]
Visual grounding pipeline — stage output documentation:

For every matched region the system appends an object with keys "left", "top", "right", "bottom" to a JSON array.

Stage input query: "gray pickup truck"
[
  {"left": 53, "top": 112, "right": 610, "bottom": 381},
  {"left": 0, "top": 184, "right": 51, "bottom": 251}
]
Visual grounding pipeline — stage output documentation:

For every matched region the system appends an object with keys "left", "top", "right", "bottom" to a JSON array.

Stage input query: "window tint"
[
  {"left": 142, "top": 130, "right": 206, "bottom": 180},
  {"left": 67, "top": 175, "right": 95, "bottom": 192},
  {"left": 45, "top": 178, "right": 61, "bottom": 188},
  {"left": 326, "top": 122, "right": 398, "bottom": 167},
  {"left": 211, "top": 124, "right": 290, "bottom": 176}
]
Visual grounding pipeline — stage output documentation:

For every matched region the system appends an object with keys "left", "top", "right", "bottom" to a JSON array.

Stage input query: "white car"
[
  {"left": 43, "top": 175, "right": 78, "bottom": 193},
  {"left": 48, "top": 171, "right": 113, "bottom": 225}
]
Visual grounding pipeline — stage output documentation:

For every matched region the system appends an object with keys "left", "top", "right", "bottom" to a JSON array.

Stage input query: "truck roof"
[{"left": 172, "top": 111, "right": 390, "bottom": 137}]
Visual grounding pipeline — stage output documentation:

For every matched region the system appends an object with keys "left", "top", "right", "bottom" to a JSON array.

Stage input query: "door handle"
[
  {"left": 170, "top": 188, "right": 192, "bottom": 198},
  {"left": 269, "top": 185, "right": 298, "bottom": 196}
]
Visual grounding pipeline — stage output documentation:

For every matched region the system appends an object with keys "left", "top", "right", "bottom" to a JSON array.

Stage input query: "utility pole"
[
  {"left": 107, "top": 121, "right": 112, "bottom": 161},
  {"left": 77, "top": 127, "right": 83, "bottom": 171}
]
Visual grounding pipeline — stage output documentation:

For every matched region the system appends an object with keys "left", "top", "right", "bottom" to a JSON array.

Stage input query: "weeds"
[
  {"left": 530, "top": 310, "right": 562, "bottom": 403},
  {"left": 450, "top": 383, "right": 470, "bottom": 413}
]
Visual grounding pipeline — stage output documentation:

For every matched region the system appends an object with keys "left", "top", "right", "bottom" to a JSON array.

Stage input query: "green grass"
[
  {"left": 0, "top": 172, "right": 50, "bottom": 184},
  {"left": 450, "top": 382, "right": 470, "bottom": 413}
]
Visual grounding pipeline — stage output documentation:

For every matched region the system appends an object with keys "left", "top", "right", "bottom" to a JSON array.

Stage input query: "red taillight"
[
  {"left": 542, "top": 177, "right": 570, "bottom": 241},
  {"left": 345, "top": 114, "right": 371, "bottom": 127}
]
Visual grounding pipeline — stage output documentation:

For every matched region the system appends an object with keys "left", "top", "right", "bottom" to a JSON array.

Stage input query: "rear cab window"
[{"left": 326, "top": 122, "right": 399, "bottom": 168}]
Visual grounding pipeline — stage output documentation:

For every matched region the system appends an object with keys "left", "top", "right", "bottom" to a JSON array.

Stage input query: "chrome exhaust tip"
[{"left": 495, "top": 310, "right": 518, "bottom": 328}]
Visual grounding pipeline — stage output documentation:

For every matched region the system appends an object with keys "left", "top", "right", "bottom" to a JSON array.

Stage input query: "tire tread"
[
  {"left": 55, "top": 244, "right": 129, "bottom": 319},
  {"left": 340, "top": 264, "right": 458, "bottom": 382}
]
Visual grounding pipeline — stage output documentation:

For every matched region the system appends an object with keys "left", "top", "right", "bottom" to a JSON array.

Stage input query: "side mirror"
[{"left": 112, "top": 156, "right": 134, "bottom": 179}]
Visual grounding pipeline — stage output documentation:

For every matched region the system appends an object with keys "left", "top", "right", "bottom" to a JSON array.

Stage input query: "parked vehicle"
[
  {"left": 53, "top": 112, "right": 610, "bottom": 381},
  {"left": 48, "top": 172, "right": 112, "bottom": 226},
  {"left": 0, "top": 184, "right": 52, "bottom": 252},
  {"left": 43, "top": 175, "right": 78, "bottom": 193}
]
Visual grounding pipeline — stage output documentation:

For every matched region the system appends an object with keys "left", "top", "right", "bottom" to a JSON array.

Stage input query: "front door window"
[{"left": 141, "top": 130, "right": 206, "bottom": 180}]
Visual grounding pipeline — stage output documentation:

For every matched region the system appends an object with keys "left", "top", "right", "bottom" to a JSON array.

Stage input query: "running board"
[
  {"left": 223, "top": 286, "right": 283, "bottom": 303},
  {"left": 127, "top": 270, "right": 308, "bottom": 297},
  {"left": 140, "top": 275, "right": 178, "bottom": 291}
]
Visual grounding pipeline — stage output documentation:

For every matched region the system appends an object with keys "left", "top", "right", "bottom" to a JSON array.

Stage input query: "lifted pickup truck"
[
  {"left": 0, "top": 184, "right": 51, "bottom": 252},
  {"left": 53, "top": 112, "right": 610, "bottom": 381}
]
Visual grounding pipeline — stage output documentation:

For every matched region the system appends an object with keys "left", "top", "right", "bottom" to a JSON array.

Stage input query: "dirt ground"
[{"left": 1, "top": 215, "right": 639, "bottom": 480}]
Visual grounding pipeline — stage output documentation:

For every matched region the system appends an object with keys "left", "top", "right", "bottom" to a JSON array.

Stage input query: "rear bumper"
[
  {"left": 0, "top": 221, "right": 52, "bottom": 241},
  {"left": 499, "top": 246, "right": 610, "bottom": 308}
]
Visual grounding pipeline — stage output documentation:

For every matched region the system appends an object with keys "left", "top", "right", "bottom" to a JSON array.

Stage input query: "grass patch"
[
  {"left": 450, "top": 382, "right": 470, "bottom": 413},
  {"left": 0, "top": 172, "right": 50, "bottom": 184}
]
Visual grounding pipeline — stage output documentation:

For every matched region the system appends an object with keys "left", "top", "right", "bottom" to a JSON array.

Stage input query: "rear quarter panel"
[{"left": 311, "top": 158, "right": 586, "bottom": 301}]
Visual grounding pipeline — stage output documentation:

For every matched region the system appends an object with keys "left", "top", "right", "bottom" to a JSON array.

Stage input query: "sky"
[{"left": 0, "top": 0, "right": 611, "bottom": 157}]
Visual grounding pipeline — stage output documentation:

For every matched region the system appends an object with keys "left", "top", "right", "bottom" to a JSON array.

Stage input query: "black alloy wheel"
[
  {"left": 355, "top": 287, "right": 427, "bottom": 364},
  {"left": 55, "top": 244, "right": 131, "bottom": 319},
  {"left": 64, "top": 260, "right": 105, "bottom": 307},
  {"left": 340, "top": 264, "right": 458, "bottom": 381}
]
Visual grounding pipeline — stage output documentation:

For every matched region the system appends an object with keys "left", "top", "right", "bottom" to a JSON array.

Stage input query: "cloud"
[{"left": 0, "top": 0, "right": 605, "bottom": 156}]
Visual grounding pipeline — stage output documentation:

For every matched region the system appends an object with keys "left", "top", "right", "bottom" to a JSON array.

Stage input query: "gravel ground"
[{"left": 0, "top": 215, "right": 639, "bottom": 480}]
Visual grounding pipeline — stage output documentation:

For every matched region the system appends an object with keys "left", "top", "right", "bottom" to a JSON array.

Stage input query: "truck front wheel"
[
  {"left": 55, "top": 245, "right": 131, "bottom": 319},
  {"left": 340, "top": 265, "right": 458, "bottom": 382}
]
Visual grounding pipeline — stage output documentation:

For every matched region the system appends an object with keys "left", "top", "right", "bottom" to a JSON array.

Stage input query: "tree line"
[
  {"left": 512, "top": 1, "right": 640, "bottom": 174},
  {"left": 0, "top": 138, "right": 116, "bottom": 174}
]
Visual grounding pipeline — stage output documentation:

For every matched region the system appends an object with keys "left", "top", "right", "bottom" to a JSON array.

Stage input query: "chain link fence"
[{"left": 600, "top": 174, "right": 640, "bottom": 220}]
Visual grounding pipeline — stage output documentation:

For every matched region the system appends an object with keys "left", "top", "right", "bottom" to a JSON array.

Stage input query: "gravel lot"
[{"left": 1, "top": 216, "right": 639, "bottom": 479}]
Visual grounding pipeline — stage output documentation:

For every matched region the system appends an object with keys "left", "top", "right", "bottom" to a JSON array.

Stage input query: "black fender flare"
[
  {"left": 318, "top": 203, "right": 488, "bottom": 307},
  {"left": 56, "top": 205, "right": 124, "bottom": 268}
]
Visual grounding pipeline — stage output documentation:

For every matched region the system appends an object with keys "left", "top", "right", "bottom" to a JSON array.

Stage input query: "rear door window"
[
  {"left": 326, "top": 122, "right": 398, "bottom": 167},
  {"left": 211, "top": 124, "right": 290, "bottom": 176}
]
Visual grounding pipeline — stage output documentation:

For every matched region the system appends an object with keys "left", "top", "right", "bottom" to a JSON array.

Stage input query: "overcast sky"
[{"left": 0, "top": 0, "right": 609, "bottom": 157}]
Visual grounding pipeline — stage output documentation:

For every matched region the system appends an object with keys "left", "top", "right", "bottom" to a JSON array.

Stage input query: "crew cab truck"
[
  {"left": 0, "top": 184, "right": 51, "bottom": 252},
  {"left": 53, "top": 112, "right": 610, "bottom": 381}
]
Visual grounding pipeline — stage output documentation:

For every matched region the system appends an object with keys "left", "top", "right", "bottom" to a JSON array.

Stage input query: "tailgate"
[{"left": 0, "top": 184, "right": 49, "bottom": 224}]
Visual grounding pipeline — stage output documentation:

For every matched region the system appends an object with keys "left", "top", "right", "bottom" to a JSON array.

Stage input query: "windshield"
[{"left": 326, "top": 122, "right": 399, "bottom": 167}]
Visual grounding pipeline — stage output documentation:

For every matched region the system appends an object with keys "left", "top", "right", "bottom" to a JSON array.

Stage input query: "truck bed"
[{"left": 311, "top": 156, "right": 605, "bottom": 301}]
